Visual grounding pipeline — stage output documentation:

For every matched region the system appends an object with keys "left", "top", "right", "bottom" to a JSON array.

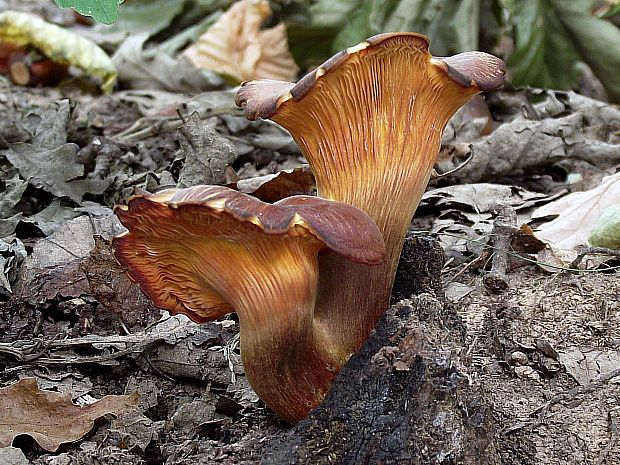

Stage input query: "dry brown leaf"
[
  {"left": 532, "top": 172, "right": 620, "bottom": 250},
  {"left": 182, "top": 0, "right": 298, "bottom": 83},
  {"left": 0, "top": 378, "right": 138, "bottom": 452},
  {"left": 228, "top": 166, "right": 315, "bottom": 202}
]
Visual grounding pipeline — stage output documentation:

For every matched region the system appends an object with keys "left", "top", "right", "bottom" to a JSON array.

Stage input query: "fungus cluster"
[{"left": 114, "top": 33, "right": 506, "bottom": 423}]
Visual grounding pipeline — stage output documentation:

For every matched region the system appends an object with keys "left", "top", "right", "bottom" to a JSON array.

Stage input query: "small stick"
[
  {"left": 483, "top": 205, "right": 517, "bottom": 293},
  {"left": 503, "top": 367, "right": 620, "bottom": 434},
  {"left": 594, "top": 412, "right": 619, "bottom": 465},
  {"left": 571, "top": 245, "right": 620, "bottom": 269}
]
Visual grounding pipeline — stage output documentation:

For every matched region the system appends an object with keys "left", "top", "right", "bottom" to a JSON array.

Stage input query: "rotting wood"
[{"left": 252, "top": 236, "right": 505, "bottom": 465}]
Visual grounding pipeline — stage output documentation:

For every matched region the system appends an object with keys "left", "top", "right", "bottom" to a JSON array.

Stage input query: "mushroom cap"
[
  {"left": 235, "top": 32, "right": 506, "bottom": 270},
  {"left": 113, "top": 186, "right": 385, "bottom": 323},
  {"left": 235, "top": 32, "right": 506, "bottom": 120}
]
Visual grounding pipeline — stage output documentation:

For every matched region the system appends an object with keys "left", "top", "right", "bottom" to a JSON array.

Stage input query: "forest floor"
[{"left": 1, "top": 44, "right": 619, "bottom": 465}]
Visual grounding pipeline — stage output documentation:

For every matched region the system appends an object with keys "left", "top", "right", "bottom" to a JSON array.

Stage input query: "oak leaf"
[
  {"left": 182, "top": 0, "right": 298, "bottom": 83},
  {"left": 0, "top": 378, "right": 138, "bottom": 451}
]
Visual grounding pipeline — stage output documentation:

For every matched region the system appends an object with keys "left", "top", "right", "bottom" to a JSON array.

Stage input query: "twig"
[
  {"left": 532, "top": 368, "right": 620, "bottom": 419},
  {"left": 430, "top": 150, "right": 474, "bottom": 178},
  {"left": 483, "top": 206, "right": 517, "bottom": 293},
  {"left": 0, "top": 329, "right": 182, "bottom": 365},
  {"left": 111, "top": 105, "right": 244, "bottom": 143},
  {"left": 439, "top": 231, "right": 620, "bottom": 273},
  {"left": 595, "top": 412, "right": 619, "bottom": 465},
  {"left": 504, "top": 367, "right": 620, "bottom": 434},
  {"left": 571, "top": 246, "right": 620, "bottom": 269}
]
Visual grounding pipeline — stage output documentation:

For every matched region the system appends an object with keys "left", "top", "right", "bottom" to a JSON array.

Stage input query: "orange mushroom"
[
  {"left": 236, "top": 32, "right": 506, "bottom": 352},
  {"left": 114, "top": 185, "right": 385, "bottom": 423}
]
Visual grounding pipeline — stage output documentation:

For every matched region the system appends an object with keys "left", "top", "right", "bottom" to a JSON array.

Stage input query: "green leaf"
[
  {"left": 54, "top": 0, "right": 124, "bottom": 25},
  {"left": 507, "top": 0, "right": 580, "bottom": 90},
  {"left": 100, "top": 0, "right": 185, "bottom": 38},
  {"left": 287, "top": 0, "right": 482, "bottom": 67},
  {"left": 552, "top": 0, "right": 620, "bottom": 102},
  {"left": 589, "top": 206, "right": 620, "bottom": 250},
  {"left": 600, "top": 3, "right": 620, "bottom": 18}
]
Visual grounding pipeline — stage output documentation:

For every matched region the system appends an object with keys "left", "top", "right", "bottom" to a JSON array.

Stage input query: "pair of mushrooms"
[{"left": 115, "top": 33, "right": 506, "bottom": 424}]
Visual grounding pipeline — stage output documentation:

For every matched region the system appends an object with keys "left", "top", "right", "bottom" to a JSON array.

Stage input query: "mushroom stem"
[
  {"left": 217, "top": 240, "right": 343, "bottom": 423},
  {"left": 310, "top": 135, "right": 441, "bottom": 353}
]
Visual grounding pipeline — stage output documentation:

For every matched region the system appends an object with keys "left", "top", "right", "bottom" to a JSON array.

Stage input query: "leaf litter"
[
  {"left": 0, "top": 377, "right": 137, "bottom": 451},
  {"left": 0, "top": 4, "right": 619, "bottom": 464}
]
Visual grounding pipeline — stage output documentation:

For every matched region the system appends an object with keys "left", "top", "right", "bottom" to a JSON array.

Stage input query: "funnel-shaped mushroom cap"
[
  {"left": 113, "top": 185, "right": 385, "bottom": 325},
  {"left": 237, "top": 33, "right": 505, "bottom": 120},
  {"left": 236, "top": 32, "right": 505, "bottom": 269}
]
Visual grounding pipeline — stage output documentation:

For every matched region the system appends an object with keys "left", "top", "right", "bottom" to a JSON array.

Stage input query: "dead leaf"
[
  {"left": 110, "top": 410, "right": 163, "bottom": 451},
  {"left": 535, "top": 246, "right": 579, "bottom": 273},
  {"left": 182, "top": 0, "right": 298, "bottom": 83},
  {"left": 511, "top": 224, "right": 546, "bottom": 253},
  {"left": 20, "top": 98, "right": 71, "bottom": 150},
  {"left": 82, "top": 236, "right": 161, "bottom": 329},
  {"left": 532, "top": 172, "right": 620, "bottom": 250},
  {"left": 0, "top": 378, "right": 138, "bottom": 451},
  {"left": 0, "top": 446, "right": 29, "bottom": 465},
  {"left": 176, "top": 113, "right": 237, "bottom": 188},
  {"left": 171, "top": 398, "right": 225, "bottom": 437},
  {"left": 0, "top": 175, "right": 28, "bottom": 217},
  {"left": 444, "top": 282, "right": 475, "bottom": 303},
  {"left": 229, "top": 166, "right": 315, "bottom": 202},
  {"left": 0, "top": 238, "right": 26, "bottom": 296},
  {"left": 421, "top": 183, "right": 557, "bottom": 214},
  {"left": 0, "top": 11, "right": 116, "bottom": 92},
  {"left": 4, "top": 143, "right": 111, "bottom": 204},
  {"left": 112, "top": 33, "right": 224, "bottom": 92},
  {"left": 0, "top": 214, "right": 22, "bottom": 239},
  {"left": 438, "top": 90, "right": 620, "bottom": 185},
  {"left": 34, "top": 372, "right": 93, "bottom": 400},
  {"left": 15, "top": 210, "right": 124, "bottom": 305},
  {"left": 559, "top": 347, "right": 620, "bottom": 385}
]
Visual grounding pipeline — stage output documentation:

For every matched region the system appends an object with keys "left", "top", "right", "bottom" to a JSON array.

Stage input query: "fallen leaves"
[
  {"left": 589, "top": 205, "right": 620, "bottom": 249},
  {"left": 559, "top": 347, "right": 620, "bottom": 385},
  {"left": 438, "top": 90, "right": 620, "bottom": 186},
  {"left": 112, "top": 33, "right": 224, "bottom": 92},
  {"left": 176, "top": 113, "right": 238, "bottom": 188},
  {"left": 0, "top": 238, "right": 26, "bottom": 297},
  {"left": 5, "top": 143, "right": 111, "bottom": 204},
  {"left": 0, "top": 378, "right": 137, "bottom": 451},
  {"left": 533, "top": 172, "right": 620, "bottom": 250},
  {"left": 0, "top": 11, "right": 117, "bottom": 92},
  {"left": 182, "top": 0, "right": 299, "bottom": 83}
]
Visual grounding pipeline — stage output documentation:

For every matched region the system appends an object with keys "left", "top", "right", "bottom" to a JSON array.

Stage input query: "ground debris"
[{"left": 0, "top": 377, "right": 137, "bottom": 452}]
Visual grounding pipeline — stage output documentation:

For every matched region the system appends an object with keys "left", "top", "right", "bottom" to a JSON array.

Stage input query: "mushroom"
[
  {"left": 114, "top": 185, "right": 385, "bottom": 423},
  {"left": 236, "top": 32, "right": 506, "bottom": 352}
]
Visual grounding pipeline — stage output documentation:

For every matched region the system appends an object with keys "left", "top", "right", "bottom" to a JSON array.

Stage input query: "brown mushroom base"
[{"left": 222, "top": 245, "right": 344, "bottom": 424}]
